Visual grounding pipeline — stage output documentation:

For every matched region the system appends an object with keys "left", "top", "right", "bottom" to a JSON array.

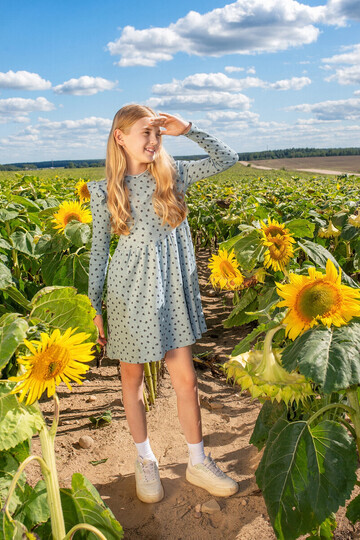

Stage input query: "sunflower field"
[{"left": 0, "top": 163, "right": 360, "bottom": 539}]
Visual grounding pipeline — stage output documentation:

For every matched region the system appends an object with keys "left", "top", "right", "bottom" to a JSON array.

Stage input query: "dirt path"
[{"left": 27, "top": 247, "right": 357, "bottom": 539}]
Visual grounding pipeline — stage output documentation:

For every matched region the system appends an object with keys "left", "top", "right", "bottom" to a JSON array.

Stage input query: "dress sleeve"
[
  {"left": 87, "top": 180, "right": 111, "bottom": 316},
  {"left": 175, "top": 123, "right": 238, "bottom": 192}
]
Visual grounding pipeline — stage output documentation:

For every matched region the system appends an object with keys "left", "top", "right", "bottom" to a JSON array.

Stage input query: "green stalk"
[
  {"left": 307, "top": 402, "right": 354, "bottom": 427},
  {"left": 37, "top": 408, "right": 66, "bottom": 540},
  {"left": 345, "top": 241, "right": 352, "bottom": 260},
  {"left": 346, "top": 386, "right": 360, "bottom": 456},
  {"left": 4, "top": 455, "right": 50, "bottom": 523},
  {"left": 144, "top": 363, "right": 155, "bottom": 404},
  {"left": 65, "top": 523, "right": 107, "bottom": 540},
  {"left": 256, "top": 325, "right": 284, "bottom": 378},
  {"left": 143, "top": 388, "right": 150, "bottom": 412},
  {"left": 150, "top": 361, "right": 158, "bottom": 398}
]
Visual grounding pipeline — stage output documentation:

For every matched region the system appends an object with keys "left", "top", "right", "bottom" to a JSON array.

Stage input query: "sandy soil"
[
  {"left": 239, "top": 156, "right": 360, "bottom": 176},
  {"left": 27, "top": 248, "right": 359, "bottom": 539}
]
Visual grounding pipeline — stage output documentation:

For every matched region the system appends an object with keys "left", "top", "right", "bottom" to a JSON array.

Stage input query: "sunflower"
[
  {"left": 9, "top": 327, "right": 95, "bottom": 405},
  {"left": 75, "top": 179, "right": 91, "bottom": 202},
  {"left": 348, "top": 211, "right": 360, "bottom": 228},
  {"left": 52, "top": 200, "right": 92, "bottom": 233},
  {"left": 318, "top": 220, "right": 341, "bottom": 238},
  {"left": 208, "top": 248, "right": 244, "bottom": 290},
  {"left": 276, "top": 259, "right": 360, "bottom": 340},
  {"left": 260, "top": 217, "right": 296, "bottom": 272}
]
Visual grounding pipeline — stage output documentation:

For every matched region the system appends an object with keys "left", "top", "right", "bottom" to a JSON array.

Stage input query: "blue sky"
[{"left": 1, "top": 0, "right": 360, "bottom": 163}]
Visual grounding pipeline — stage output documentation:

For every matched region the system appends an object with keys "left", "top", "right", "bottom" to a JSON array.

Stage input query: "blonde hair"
[{"left": 106, "top": 103, "right": 188, "bottom": 236}]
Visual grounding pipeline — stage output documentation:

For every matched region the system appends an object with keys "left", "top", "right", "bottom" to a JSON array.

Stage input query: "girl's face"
[{"left": 114, "top": 116, "right": 162, "bottom": 172}]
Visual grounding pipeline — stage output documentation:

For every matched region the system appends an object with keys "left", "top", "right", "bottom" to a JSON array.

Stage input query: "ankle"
[
  {"left": 187, "top": 439, "right": 206, "bottom": 466},
  {"left": 135, "top": 437, "right": 157, "bottom": 463}
]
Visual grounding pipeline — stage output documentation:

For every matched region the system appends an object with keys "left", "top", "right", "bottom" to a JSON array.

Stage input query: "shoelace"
[
  {"left": 202, "top": 453, "right": 227, "bottom": 478},
  {"left": 139, "top": 459, "right": 158, "bottom": 482}
]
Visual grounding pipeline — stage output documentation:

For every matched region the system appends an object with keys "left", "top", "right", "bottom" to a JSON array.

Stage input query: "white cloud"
[
  {"left": 322, "top": 44, "right": 360, "bottom": 84},
  {"left": 224, "top": 66, "right": 245, "bottom": 73},
  {"left": 0, "top": 70, "right": 51, "bottom": 91},
  {"left": 354, "top": 90, "right": 360, "bottom": 95},
  {"left": 147, "top": 91, "right": 252, "bottom": 111},
  {"left": 0, "top": 97, "right": 55, "bottom": 123},
  {"left": 326, "top": 0, "right": 360, "bottom": 22},
  {"left": 0, "top": 116, "right": 112, "bottom": 162},
  {"left": 152, "top": 72, "right": 311, "bottom": 95},
  {"left": 247, "top": 67, "right": 256, "bottom": 74},
  {"left": 288, "top": 97, "right": 360, "bottom": 120},
  {"left": 107, "top": 0, "right": 326, "bottom": 67},
  {"left": 53, "top": 76, "right": 117, "bottom": 95}
]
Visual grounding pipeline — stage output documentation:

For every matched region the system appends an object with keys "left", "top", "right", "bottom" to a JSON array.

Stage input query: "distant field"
[{"left": 246, "top": 155, "right": 360, "bottom": 174}]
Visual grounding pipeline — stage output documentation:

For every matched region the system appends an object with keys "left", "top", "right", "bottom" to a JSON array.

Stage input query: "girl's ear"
[{"left": 114, "top": 128, "right": 124, "bottom": 146}]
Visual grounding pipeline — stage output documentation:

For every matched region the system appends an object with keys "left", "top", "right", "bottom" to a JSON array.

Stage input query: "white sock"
[
  {"left": 135, "top": 437, "right": 157, "bottom": 463},
  {"left": 187, "top": 440, "right": 206, "bottom": 466}
]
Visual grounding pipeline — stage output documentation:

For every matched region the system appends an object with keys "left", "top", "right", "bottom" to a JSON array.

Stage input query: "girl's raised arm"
[
  {"left": 175, "top": 124, "right": 238, "bottom": 191},
  {"left": 87, "top": 179, "right": 111, "bottom": 316}
]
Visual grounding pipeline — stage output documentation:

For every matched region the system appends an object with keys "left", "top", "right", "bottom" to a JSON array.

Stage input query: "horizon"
[{"left": 1, "top": 0, "right": 360, "bottom": 163}]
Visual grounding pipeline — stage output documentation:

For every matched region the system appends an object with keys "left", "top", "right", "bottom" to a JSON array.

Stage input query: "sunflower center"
[
  {"left": 32, "top": 344, "right": 71, "bottom": 380},
  {"left": 219, "top": 260, "right": 237, "bottom": 278},
  {"left": 64, "top": 213, "right": 81, "bottom": 225},
  {"left": 265, "top": 225, "right": 285, "bottom": 237},
  {"left": 268, "top": 238, "right": 287, "bottom": 260},
  {"left": 80, "top": 185, "right": 90, "bottom": 198},
  {"left": 297, "top": 281, "right": 339, "bottom": 320}
]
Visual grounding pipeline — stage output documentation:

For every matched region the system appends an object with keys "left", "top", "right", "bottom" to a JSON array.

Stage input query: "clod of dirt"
[
  {"left": 86, "top": 396, "right": 97, "bottom": 403},
  {"left": 78, "top": 435, "right": 94, "bottom": 449},
  {"left": 201, "top": 499, "right": 221, "bottom": 514},
  {"left": 209, "top": 401, "right": 224, "bottom": 410}
]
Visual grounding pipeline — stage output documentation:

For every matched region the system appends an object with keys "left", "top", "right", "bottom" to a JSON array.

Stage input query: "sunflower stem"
[
  {"left": 345, "top": 386, "right": 360, "bottom": 456},
  {"left": 65, "top": 523, "right": 107, "bottom": 540},
  {"left": 345, "top": 241, "right": 352, "bottom": 260},
  {"left": 307, "top": 402, "right": 355, "bottom": 427},
  {"left": 144, "top": 363, "right": 155, "bottom": 404},
  {"left": 35, "top": 400, "right": 66, "bottom": 540},
  {"left": 150, "top": 361, "right": 158, "bottom": 398},
  {"left": 49, "top": 392, "right": 60, "bottom": 439},
  {"left": 4, "top": 455, "right": 50, "bottom": 523}
]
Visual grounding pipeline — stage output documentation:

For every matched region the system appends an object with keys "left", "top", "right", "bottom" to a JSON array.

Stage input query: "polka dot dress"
[{"left": 87, "top": 123, "right": 238, "bottom": 364}]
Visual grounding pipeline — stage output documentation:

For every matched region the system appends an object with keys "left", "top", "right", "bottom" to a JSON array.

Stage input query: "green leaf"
[
  {"left": 0, "top": 262, "right": 13, "bottom": 290},
  {"left": 64, "top": 221, "right": 91, "bottom": 247},
  {"left": 34, "top": 234, "right": 70, "bottom": 256},
  {"left": 52, "top": 252, "right": 90, "bottom": 294},
  {"left": 249, "top": 400, "right": 287, "bottom": 450},
  {"left": 223, "top": 288, "right": 258, "bottom": 328},
  {"left": 60, "top": 473, "right": 124, "bottom": 539},
  {"left": 346, "top": 493, "right": 360, "bottom": 523},
  {"left": 281, "top": 323, "right": 360, "bottom": 393},
  {"left": 223, "top": 229, "right": 264, "bottom": 271},
  {"left": 297, "top": 240, "right": 358, "bottom": 288},
  {"left": 3, "top": 286, "right": 31, "bottom": 311},
  {"left": 89, "top": 410, "right": 112, "bottom": 428},
  {"left": 0, "top": 209, "right": 19, "bottom": 222},
  {"left": 231, "top": 320, "right": 282, "bottom": 355},
  {"left": 286, "top": 218, "right": 315, "bottom": 238},
  {"left": 0, "top": 381, "right": 45, "bottom": 451},
  {"left": 9, "top": 195, "right": 40, "bottom": 211},
  {"left": 256, "top": 418, "right": 357, "bottom": 540},
  {"left": 89, "top": 459, "right": 108, "bottom": 466},
  {"left": 13, "top": 481, "right": 50, "bottom": 531},
  {"left": 341, "top": 223, "right": 360, "bottom": 241},
  {"left": 0, "top": 452, "right": 26, "bottom": 513},
  {"left": 9, "top": 231, "right": 35, "bottom": 257},
  {"left": 0, "top": 238, "right": 12, "bottom": 251},
  {"left": 308, "top": 514, "right": 337, "bottom": 539},
  {"left": 30, "top": 286, "right": 97, "bottom": 342},
  {"left": 0, "top": 314, "right": 28, "bottom": 372}
]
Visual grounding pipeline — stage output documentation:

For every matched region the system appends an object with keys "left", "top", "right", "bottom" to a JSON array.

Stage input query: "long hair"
[{"left": 106, "top": 103, "right": 188, "bottom": 236}]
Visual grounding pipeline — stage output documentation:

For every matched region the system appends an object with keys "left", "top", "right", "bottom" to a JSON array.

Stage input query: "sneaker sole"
[
  {"left": 186, "top": 468, "right": 239, "bottom": 497},
  {"left": 136, "top": 484, "right": 164, "bottom": 504}
]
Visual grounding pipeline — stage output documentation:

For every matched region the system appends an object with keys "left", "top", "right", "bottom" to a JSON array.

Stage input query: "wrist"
[{"left": 180, "top": 121, "right": 192, "bottom": 135}]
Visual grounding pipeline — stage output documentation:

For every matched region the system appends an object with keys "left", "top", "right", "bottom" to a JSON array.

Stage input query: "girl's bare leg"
[
  {"left": 164, "top": 345, "right": 202, "bottom": 444},
  {"left": 120, "top": 361, "right": 147, "bottom": 443}
]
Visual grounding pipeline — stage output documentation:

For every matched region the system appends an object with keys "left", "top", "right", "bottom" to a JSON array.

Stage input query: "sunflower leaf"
[
  {"left": 297, "top": 240, "right": 358, "bottom": 288},
  {"left": 256, "top": 418, "right": 357, "bottom": 540},
  {"left": 281, "top": 323, "right": 360, "bottom": 393},
  {"left": 0, "top": 313, "right": 29, "bottom": 372},
  {"left": 60, "top": 473, "right": 124, "bottom": 539},
  {"left": 285, "top": 218, "right": 315, "bottom": 238},
  {"left": 0, "top": 381, "right": 45, "bottom": 451}
]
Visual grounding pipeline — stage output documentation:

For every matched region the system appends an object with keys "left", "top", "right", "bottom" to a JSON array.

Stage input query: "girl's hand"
[
  {"left": 148, "top": 112, "right": 191, "bottom": 136},
  {"left": 93, "top": 314, "right": 107, "bottom": 347}
]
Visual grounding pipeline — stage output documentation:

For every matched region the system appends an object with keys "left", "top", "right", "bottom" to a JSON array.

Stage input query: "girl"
[{"left": 87, "top": 104, "right": 239, "bottom": 504}]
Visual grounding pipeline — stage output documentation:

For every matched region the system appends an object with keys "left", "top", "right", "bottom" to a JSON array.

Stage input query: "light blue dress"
[{"left": 87, "top": 124, "right": 238, "bottom": 364}]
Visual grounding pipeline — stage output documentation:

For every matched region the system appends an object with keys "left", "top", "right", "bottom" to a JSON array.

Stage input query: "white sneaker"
[
  {"left": 186, "top": 452, "right": 239, "bottom": 497},
  {"left": 134, "top": 456, "right": 164, "bottom": 503}
]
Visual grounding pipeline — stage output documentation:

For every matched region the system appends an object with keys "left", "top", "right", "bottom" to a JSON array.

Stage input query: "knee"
[
  {"left": 174, "top": 371, "right": 198, "bottom": 396},
  {"left": 120, "top": 362, "right": 144, "bottom": 389}
]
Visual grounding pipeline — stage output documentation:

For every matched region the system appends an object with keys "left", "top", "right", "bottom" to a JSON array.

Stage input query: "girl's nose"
[{"left": 149, "top": 130, "right": 158, "bottom": 145}]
